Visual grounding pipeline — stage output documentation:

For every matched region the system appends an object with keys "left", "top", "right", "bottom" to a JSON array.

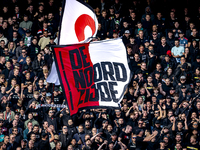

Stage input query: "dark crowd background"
[{"left": 0, "top": 0, "right": 200, "bottom": 150}]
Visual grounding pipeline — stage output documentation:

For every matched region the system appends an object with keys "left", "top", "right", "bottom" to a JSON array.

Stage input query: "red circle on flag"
[{"left": 75, "top": 14, "right": 96, "bottom": 42}]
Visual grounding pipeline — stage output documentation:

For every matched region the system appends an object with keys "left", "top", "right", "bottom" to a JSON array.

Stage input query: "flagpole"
[{"left": 52, "top": 83, "right": 55, "bottom": 102}]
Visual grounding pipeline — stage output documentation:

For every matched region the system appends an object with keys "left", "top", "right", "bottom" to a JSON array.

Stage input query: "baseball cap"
[
  {"left": 196, "top": 55, "right": 200, "bottom": 59},
  {"left": 54, "top": 87, "right": 59, "bottom": 92},
  {"left": 181, "top": 85, "right": 186, "bottom": 89},
  {"left": 160, "top": 140, "right": 165, "bottom": 143},
  {"left": 179, "top": 30, "right": 184, "bottom": 34},
  {"left": 12, "top": 56, "right": 17, "bottom": 60},
  {"left": 26, "top": 29, "right": 31, "bottom": 33},
  {"left": 137, "top": 70, "right": 142, "bottom": 74},
  {"left": 155, "top": 120, "right": 161, "bottom": 124},
  {"left": 170, "top": 87, "right": 175, "bottom": 90},
  {"left": 46, "top": 93, "right": 52, "bottom": 97},
  {"left": 155, "top": 71, "right": 161, "bottom": 74},
  {"left": 180, "top": 76, "right": 186, "bottom": 79},
  {"left": 125, "top": 30, "right": 130, "bottom": 34},
  {"left": 50, "top": 36, "right": 54, "bottom": 39},
  {"left": 111, "top": 132, "right": 117, "bottom": 136},
  {"left": 42, "top": 89, "right": 46, "bottom": 92},
  {"left": 166, "top": 95, "right": 171, "bottom": 99}
]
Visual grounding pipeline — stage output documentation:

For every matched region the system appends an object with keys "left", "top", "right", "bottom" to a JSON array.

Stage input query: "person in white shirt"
[{"left": 171, "top": 39, "right": 184, "bottom": 63}]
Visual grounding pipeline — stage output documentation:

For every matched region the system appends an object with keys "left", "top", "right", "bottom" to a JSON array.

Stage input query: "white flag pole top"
[{"left": 47, "top": 0, "right": 98, "bottom": 85}]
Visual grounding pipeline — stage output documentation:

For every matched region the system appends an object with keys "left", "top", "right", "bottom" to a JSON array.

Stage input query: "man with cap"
[
  {"left": 153, "top": 120, "right": 162, "bottom": 134},
  {"left": 53, "top": 86, "right": 65, "bottom": 105},
  {"left": 24, "top": 29, "right": 33, "bottom": 47},
  {"left": 169, "top": 87, "right": 176, "bottom": 96},
  {"left": 50, "top": 134, "right": 59, "bottom": 150},
  {"left": 122, "top": 30, "right": 130, "bottom": 45},
  {"left": 46, "top": 36, "right": 56, "bottom": 48},
  {"left": 108, "top": 132, "right": 121, "bottom": 150},
  {"left": 161, "top": 54, "right": 176, "bottom": 72},
  {"left": 179, "top": 85, "right": 188, "bottom": 102},
  {"left": 144, "top": 39, "right": 150, "bottom": 51},
  {"left": 175, "top": 75, "right": 191, "bottom": 93}
]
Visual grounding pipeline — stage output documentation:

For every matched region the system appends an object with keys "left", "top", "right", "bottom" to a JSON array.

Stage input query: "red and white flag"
[
  {"left": 47, "top": 0, "right": 98, "bottom": 85},
  {"left": 53, "top": 39, "right": 131, "bottom": 115}
]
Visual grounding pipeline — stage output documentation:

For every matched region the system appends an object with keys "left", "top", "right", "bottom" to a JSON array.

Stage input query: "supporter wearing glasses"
[
  {"left": 127, "top": 134, "right": 137, "bottom": 149},
  {"left": 73, "top": 125, "right": 85, "bottom": 149}
]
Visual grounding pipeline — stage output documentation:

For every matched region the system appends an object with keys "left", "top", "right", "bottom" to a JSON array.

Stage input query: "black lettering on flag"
[
  {"left": 97, "top": 82, "right": 111, "bottom": 101},
  {"left": 101, "top": 62, "right": 115, "bottom": 81},
  {"left": 84, "top": 67, "right": 93, "bottom": 87},
  {"left": 113, "top": 62, "right": 127, "bottom": 82},
  {"left": 79, "top": 46, "right": 90, "bottom": 68},
  {"left": 73, "top": 70, "right": 86, "bottom": 88},
  {"left": 89, "top": 84, "right": 99, "bottom": 102},
  {"left": 69, "top": 49, "right": 82, "bottom": 70},
  {"left": 93, "top": 63, "right": 102, "bottom": 82},
  {"left": 77, "top": 89, "right": 85, "bottom": 106},
  {"left": 59, "top": 52, "right": 64, "bottom": 70},
  {"left": 84, "top": 88, "right": 90, "bottom": 103},
  {"left": 108, "top": 82, "right": 118, "bottom": 102},
  {"left": 59, "top": 52, "right": 73, "bottom": 110},
  {"left": 69, "top": 91, "right": 74, "bottom": 110}
]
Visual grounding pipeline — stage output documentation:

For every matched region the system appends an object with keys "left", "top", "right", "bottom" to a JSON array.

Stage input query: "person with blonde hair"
[{"left": 137, "top": 96, "right": 144, "bottom": 112}]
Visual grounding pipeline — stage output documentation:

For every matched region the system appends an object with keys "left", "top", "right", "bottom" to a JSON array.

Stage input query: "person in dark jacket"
[
  {"left": 44, "top": 109, "right": 60, "bottom": 132},
  {"left": 73, "top": 125, "right": 86, "bottom": 149},
  {"left": 192, "top": 55, "right": 200, "bottom": 72},
  {"left": 32, "top": 53, "right": 45, "bottom": 77},
  {"left": 67, "top": 119, "right": 77, "bottom": 137},
  {"left": 157, "top": 37, "right": 171, "bottom": 57},
  {"left": 148, "top": 50, "right": 157, "bottom": 73},
  {"left": 31, "top": 14, "right": 45, "bottom": 37},
  {"left": 59, "top": 126, "right": 73, "bottom": 150},
  {"left": 28, "top": 38, "right": 41, "bottom": 61},
  {"left": 38, "top": 129, "right": 54, "bottom": 150},
  {"left": 161, "top": 55, "right": 176, "bottom": 72},
  {"left": 98, "top": 10, "right": 109, "bottom": 33}
]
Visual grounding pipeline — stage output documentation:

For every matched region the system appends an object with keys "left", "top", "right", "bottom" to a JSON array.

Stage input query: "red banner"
[{"left": 53, "top": 43, "right": 99, "bottom": 115}]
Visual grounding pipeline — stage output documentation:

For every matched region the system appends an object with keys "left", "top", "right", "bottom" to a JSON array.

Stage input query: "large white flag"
[
  {"left": 52, "top": 38, "right": 131, "bottom": 115},
  {"left": 47, "top": 0, "right": 98, "bottom": 85}
]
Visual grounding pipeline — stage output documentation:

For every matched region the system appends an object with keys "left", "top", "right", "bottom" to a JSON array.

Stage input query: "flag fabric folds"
[
  {"left": 47, "top": 0, "right": 98, "bottom": 85},
  {"left": 59, "top": 0, "right": 98, "bottom": 45},
  {"left": 52, "top": 38, "right": 131, "bottom": 115}
]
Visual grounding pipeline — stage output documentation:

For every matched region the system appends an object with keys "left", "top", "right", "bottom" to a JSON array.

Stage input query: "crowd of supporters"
[{"left": 0, "top": 0, "right": 200, "bottom": 150}]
